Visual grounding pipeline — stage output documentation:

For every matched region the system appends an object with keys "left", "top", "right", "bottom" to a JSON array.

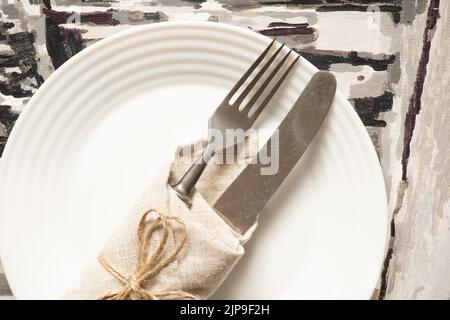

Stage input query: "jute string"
[{"left": 97, "top": 208, "right": 198, "bottom": 300}]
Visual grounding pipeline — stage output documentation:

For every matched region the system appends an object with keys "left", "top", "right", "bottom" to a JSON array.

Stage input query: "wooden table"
[{"left": 0, "top": 0, "right": 448, "bottom": 300}]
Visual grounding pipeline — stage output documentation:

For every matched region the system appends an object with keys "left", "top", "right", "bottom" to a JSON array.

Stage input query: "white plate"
[{"left": 0, "top": 21, "right": 388, "bottom": 299}]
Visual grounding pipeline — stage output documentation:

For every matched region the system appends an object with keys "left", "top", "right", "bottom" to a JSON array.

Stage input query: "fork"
[{"left": 170, "top": 40, "right": 299, "bottom": 204}]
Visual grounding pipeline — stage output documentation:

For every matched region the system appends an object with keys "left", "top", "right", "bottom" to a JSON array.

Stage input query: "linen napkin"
[{"left": 63, "top": 140, "right": 257, "bottom": 300}]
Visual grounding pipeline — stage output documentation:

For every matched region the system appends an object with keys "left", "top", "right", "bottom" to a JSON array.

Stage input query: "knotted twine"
[{"left": 97, "top": 208, "right": 198, "bottom": 300}]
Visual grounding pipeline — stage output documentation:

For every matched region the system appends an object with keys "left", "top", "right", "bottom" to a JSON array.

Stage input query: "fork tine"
[
  {"left": 249, "top": 55, "right": 300, "bottom": 123},
  {"left": 232, "top": 43, "right": 285, "bottom": 108},
  {"left": 223, "top": 39, "right": 275, "bottom": 103},
  {"left": 242, "top": 48, "right": 292, "bottom": 115}
]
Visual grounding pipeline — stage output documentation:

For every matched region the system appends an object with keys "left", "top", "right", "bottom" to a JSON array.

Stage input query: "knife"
[{"left": 212, "top": 71, "right": 337, "bottom": 234}]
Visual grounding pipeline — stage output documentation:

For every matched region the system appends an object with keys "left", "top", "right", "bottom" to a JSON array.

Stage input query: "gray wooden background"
[{"left": 0, "top": 0, "right": 449, "bottom": 299}]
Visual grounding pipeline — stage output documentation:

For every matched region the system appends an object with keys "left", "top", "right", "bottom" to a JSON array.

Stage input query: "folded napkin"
[{"left": 63, "top": 141, "right": 257, "bottom": 300}]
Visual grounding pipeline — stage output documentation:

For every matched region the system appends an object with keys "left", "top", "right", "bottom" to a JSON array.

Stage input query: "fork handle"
[{"left": 170, "top": 143, "right": 215, "bottom": 205}]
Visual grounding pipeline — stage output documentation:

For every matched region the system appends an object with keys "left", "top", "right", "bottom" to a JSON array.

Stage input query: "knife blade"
[{"left": 212, "top": 71, "right": 337, "bottom": 234}]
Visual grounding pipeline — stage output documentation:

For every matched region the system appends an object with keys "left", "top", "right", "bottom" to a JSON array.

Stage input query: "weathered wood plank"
[
  {"left": 0, "top": 1, "right": 44, "bottom": 155},
  {"left": 0, "top": 263, "right": 12, "bottom": 297},
  {"left": 381, "top": 0, "right": 450, "bottom": 300}
]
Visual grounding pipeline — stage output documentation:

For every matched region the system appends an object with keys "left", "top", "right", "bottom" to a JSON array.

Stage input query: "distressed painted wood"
[
  {"left": 0, "top": 0, "right": 448, "bottom": 299},
  {"left": 381, "top": 0, "right": 450, "bottom": 300}
]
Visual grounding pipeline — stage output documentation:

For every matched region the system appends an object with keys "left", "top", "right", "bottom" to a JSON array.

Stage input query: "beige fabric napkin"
[{"left": 63, "top": 141, "right": 257, "bottom": 300}]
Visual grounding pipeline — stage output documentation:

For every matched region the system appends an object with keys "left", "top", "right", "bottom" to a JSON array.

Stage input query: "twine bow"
[{"left": 97, "top": 208, "right": 198, "bottom": 300}]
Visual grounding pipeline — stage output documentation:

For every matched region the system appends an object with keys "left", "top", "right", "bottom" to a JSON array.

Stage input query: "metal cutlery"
[
  {"left": 170, "top": 40, "right": 299, "bottom": 204},
  {"left": 212, "top": 71, "right": 337, "bottom": 234}
]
